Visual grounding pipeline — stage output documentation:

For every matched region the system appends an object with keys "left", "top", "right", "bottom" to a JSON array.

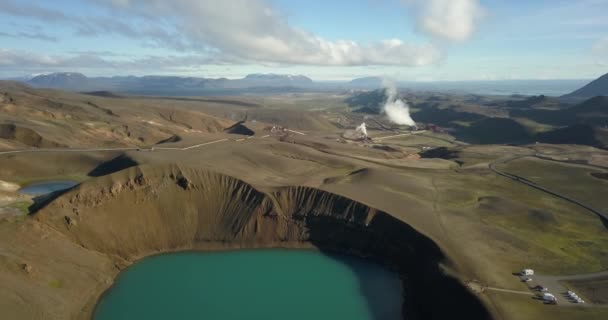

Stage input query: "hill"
[
  {"left": 453, "top": 116, "right": 607, "bottom": 148},
  {"left": 345, "top": 89, "right": 386, "bottom": 114},
  {"left": 1, "top": 84, "right": 608, "bottom": 320},
  {"left": 503, "top": 95, "right": 561, "bottom": 109},
  {"left": 561, "top": 72, "right": 608, "bottom": 102},
  {"left": 510, "top": 96, "right": 608, "bottom": 127},
  {"left": 536, "top": 124, "right": 607, "bottom": 148},
  {"left": 29, "top": 72, "right": 88, "bottom": 90},
  {"left": 349, "top": 77, "right": 384, "bottom": 88},
  {"left": 0, "top": 81, "right": 233, "bottom": 149},
  {"left": 412, "top": 105, "right": 485, "bottom": 127},
  {"left": 569, "top": 95, "right": 608, "bottom": 115},
  {"left": 457, "top": 118, "right": 532, "bottom": 144}
]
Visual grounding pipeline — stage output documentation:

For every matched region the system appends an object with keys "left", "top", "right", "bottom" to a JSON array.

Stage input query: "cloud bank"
[
  {"left": 592, "top": 36, "right": 608, "bottom": 65},
  {"left": 0, "top": 0, "right": 486, "bottom": 73},
  {"left": 93, "top": 0, "right": 443, "bottom": 66}
]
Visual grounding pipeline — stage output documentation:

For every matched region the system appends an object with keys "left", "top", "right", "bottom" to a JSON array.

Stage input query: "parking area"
[{"left": 513, "top": 268, "right": 608, "bottom": 306}]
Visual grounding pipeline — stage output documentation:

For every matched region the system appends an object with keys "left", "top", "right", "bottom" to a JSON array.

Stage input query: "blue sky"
[{"left": 0, "top": 0, "right": 606, "bottom": 80}]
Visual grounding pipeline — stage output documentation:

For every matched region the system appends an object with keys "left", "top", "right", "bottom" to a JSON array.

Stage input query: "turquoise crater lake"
[{"left": 94, "top": 250, "right": 403, "bottom": 320}]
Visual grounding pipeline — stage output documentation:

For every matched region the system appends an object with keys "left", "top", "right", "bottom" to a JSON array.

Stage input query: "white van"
[
  {"left": 542, "top": 293, "right": 556, "bottom": 301},
  {"left": 521, "top": 269, "right": 534, "bottom": 276}
]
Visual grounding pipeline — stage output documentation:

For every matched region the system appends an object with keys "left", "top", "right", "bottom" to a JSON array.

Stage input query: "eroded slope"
[{"left": 27, "top": 165, "right": 489, "bottom": 320}]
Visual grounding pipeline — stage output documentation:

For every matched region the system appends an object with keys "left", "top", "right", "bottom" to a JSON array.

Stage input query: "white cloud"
[
  {"left": 592, "top": 36, "right": 608, "bottom": 65},
  {"left": 0, "top": 49, "right": 62, "bottom": 67},
  {"left": 403, "top": 0, "right": 484, "bottom": 41},
  {"left": 0, "top": 48, "right": 225, "bottom": 75},
  {"left": 90, "top": 0, "right": 442, "bottom": 66},
  {"left": 0, "top": 31, "right": 57, "bottom": 42},
  {"left": 0, "top": 0, "right": 492, "bottom": 71}
]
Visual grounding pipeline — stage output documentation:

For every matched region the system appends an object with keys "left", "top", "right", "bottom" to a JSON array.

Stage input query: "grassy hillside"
[
  {"left": 456, "top": 118, "right": 531, "bottom": 144},
  {"left": 536, "top": 124, "right": 606, "bottom": 148},
  {"left": 511, "top": 96, "right": 608, "bottom": 127}
]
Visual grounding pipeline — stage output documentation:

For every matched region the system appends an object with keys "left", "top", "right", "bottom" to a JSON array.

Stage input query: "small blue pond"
[{"left": 18, "top": 180, "right": 78, "bottom": 195}]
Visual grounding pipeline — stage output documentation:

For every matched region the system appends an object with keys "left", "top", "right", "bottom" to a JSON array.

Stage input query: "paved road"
[
  {"left": 0, "top": 137, "right": 240, "bottom": 156},
  {"left": 0, "top": 147, "right": 140, "bottom": 155},
  {"left": 286, "top": 129, "right": 306, "bottom": 136},
  {"left": 485, "top": 287, "right": 534, "bottom": 296},
  {"left": 374, "top": 130, "right": 427, "bottom": 141},
  {"left": 489, "top": 150, "right": 608, "bottom": 305},
  {"left": 489, "top": 153, "right": 608, "bottom": 225},
  {"left": 0, "top": 134, "right": 278, "bottom": 157}
]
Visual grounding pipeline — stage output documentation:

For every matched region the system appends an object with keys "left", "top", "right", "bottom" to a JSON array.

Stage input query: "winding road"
[
  {"left": 0, "top": 137, "right": 241, "bottom": 156},
  {"left": 486, "top": 149, "right": 608, "bottom": 305},
  {"left": 489, "top": 152, "right": 608, "bottom": 225}
]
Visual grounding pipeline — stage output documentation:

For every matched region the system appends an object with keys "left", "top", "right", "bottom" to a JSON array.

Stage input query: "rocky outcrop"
[
  {"left": 155, "top": 135, "right": 182, "bottom": 145},
  {"left": 224, "top": 121, "right": 255, "bottom": 136},
  {"left": 34, "top": 165, "right": 490, "bottom": 320},
  {"left": 0, "top": 124, "right": 63, "bottom": 148}
]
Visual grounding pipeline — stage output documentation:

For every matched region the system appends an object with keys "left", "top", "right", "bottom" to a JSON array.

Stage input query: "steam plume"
[
  {"left": 382, "top": 79, "right": 417, "bottom": 128},
  {"left": 356, "top": 122, "right": 368, "bottom": 137}
]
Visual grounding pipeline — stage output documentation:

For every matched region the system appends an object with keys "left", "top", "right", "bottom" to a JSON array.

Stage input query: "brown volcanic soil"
[
  {"left": 0, "top": 124, "right": 64, "bottom": 148},
  {"left": 0, "top": 81, "right": 233, "bottom": 149},
  {"left": 2, "top": 165, "right": 487, "bottom": 320},
  {"left": 1, "top": 83, "right": 608, "bottom": 320}
]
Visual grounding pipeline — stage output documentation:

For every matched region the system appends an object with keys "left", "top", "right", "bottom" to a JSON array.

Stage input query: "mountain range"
[
  {"left": 24, "top": 72, "right": 315, "bottom": 95},
  {"left": 13, "top": 71, "right": 608, "bottom": 97}
]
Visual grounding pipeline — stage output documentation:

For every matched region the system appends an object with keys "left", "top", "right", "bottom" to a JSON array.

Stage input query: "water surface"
[
  {"left": 94, "top": 250, "right": 403, "bottom": 320},
  {"left": 18, "top": 180, "right": 78, "bottom": 195}
]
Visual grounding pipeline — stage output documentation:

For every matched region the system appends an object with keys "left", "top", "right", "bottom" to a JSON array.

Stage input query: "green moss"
[
  {"left": 48, "top": 279, "right": 62, "bottom": 288},
  {"left": 15, "top": 174, "right": 88, "bottom": 187},
  {"left": 498, "top": 158, "right": 608, "bottom": 212},
  {"left": 8, "top": 201, "right": 33, "bottom": 216}
]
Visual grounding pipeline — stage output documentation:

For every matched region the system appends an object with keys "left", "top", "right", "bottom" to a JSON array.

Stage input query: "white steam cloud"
[
  {"left": 356, "top": 122, "right": 368, "bottom": 137},
  {"left": 382, "top": 79, "right": 417, "bottom": 128}
]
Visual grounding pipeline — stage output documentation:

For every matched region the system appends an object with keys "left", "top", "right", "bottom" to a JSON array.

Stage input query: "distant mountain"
[
  {"left": 241, "top": 74, "right": 313, "bottom": 86},
  {"left": 349, "top": 77, "right": 384, "bottom": 88},
  {"left": 561, "top": 73, "right": 608, "bottom": 102},
  {"left": 29, "top": 72, "right": 89, "bottom": 90},
  {"left": 24, "top": 72, "right": 316, "bottom": 95}
]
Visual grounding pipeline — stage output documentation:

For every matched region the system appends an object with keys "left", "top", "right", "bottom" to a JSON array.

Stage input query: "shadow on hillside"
[
  {"left": 306, "top": 213, "right": 492, "bottom": 320},
  {"left": 319, "top": 252, "right": 403, "bottom": 320},
  {"left": 600, "top": 216, "right": 608, "bottom": 230},
  {"left": 88, "top": 154, "right": 138, "bottom": 177},
  {"left": 28, "top": 187, "right": 76, "bottom": 215}
]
